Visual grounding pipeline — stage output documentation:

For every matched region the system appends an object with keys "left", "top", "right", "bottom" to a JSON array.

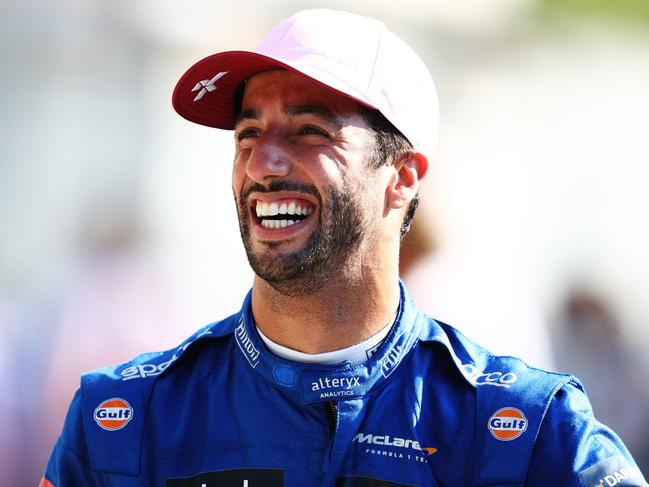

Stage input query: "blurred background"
[{"left": 1, "top": 0, "right": 648, "bottom": 483}]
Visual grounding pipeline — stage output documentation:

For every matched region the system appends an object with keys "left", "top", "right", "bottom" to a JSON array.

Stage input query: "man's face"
[{"left": 232, "top": 70, "right": 385, "bottom": 296}]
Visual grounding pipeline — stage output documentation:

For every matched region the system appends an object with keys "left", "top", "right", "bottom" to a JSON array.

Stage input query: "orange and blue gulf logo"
[
  {"left": 93, "top": 398, "right": 133, "bottom": 431},
  {"left": 488, "top": 407, "right": 527, "bottom": 441}
]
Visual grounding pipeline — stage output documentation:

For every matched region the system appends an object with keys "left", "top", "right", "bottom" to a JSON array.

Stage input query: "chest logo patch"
[
  {"left": 93, "top": 397, "right": 133, "bottom": 431},
  {"left": 488, "top": 407, "right": 527, "bottom": 441}
]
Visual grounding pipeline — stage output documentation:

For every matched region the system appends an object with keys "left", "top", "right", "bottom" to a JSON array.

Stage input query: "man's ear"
[{"left": 386, "top": 151, "right": 429, "bottom": 210}]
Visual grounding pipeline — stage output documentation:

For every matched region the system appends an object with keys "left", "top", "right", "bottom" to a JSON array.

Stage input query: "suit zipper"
[{"left": 325, "top": 401, "right": 338, "bottom": 437}]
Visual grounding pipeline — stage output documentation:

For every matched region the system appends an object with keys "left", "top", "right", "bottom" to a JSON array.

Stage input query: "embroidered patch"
[
  {"left": 487, "top": 407, "right": 527, "bottom": 441},
  {"left": 579, "top": 455, "right": 647, "bottom": 487},
  {"left": 93, "top": 398, "right": 133, "bottom": 431}
]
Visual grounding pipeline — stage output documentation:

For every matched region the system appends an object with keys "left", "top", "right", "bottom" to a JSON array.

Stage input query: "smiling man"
[
  {"left": 42, "top": 9, "right": 646, "bottom": 487},
  {"left": 231, "top": 69, "right": 419, "bottom": 354}
]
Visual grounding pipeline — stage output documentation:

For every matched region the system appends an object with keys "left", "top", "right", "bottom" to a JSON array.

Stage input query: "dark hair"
[{"left": 359, "top": 106, "right": 419, "bottom": 238}]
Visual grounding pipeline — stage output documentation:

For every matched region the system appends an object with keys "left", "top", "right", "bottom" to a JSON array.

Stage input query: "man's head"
[
  {"left": 173, "top": 9, "right": 437, "bottom": 294},
  {"left": 173, "top": 9, "right": 438, "bottom": 158}
]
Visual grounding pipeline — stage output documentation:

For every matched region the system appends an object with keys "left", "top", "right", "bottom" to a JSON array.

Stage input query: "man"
[{"left": 42, "top": 9, "right": 646, "bottom": 487}]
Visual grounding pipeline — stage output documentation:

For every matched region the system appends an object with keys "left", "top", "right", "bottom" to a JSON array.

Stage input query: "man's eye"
[
  {"left": 236, "top": 128, "right": 259, "bottom": 141},
  {"left": 299, "top": 126, "right": 328, "bottom": 137}
]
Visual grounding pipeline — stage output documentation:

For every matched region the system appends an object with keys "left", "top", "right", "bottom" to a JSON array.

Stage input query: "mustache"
[{"left": 240, "top": 180, "right": 321, "bottom": 203}]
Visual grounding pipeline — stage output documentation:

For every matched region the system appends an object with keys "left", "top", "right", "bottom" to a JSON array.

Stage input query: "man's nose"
[{"left": 245, "top": 132, "right": 291, "bottom": 184}]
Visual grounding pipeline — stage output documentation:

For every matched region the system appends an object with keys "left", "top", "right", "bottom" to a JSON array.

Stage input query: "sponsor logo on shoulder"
[
  {"left": 579, "top": 455, "right": 648, "bottom": 487},
  {"left": 121, "top": 329, "right": 212, "bottom": 381},
  {"left": 488, "top": 407, "right": 527, "bottom": 441},
  {"left": 353, "top": 432, "right": 437, "bottom": 464},
  {"left": 235, "top": 318, "right": 260, "bottom": 368},
  {"left": 94, "top": 398, "right": 133, "bottom": 431},
  {"left": 462, "top": 363, "right": 518, "bottom": 388}
]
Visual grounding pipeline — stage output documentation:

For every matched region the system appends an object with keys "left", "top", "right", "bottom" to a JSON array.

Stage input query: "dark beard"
[{"left": 236, "top": 180, "right": 365, "bottom": 297}]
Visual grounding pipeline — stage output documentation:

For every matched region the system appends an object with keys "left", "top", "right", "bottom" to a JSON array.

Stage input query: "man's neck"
[{"left": 251, "top": 272, "right": 401, "bottom": 355}]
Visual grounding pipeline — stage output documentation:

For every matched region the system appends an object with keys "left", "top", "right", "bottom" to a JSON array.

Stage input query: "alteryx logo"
[
  {"left": 312, "top": 376, "right": 360, "bottom": 399},
  {"left": 235, "top": 319, "right": 260, "bottom": 368}
]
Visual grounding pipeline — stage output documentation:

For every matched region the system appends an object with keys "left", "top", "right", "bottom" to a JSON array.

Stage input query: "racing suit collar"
[{"left": 234, "top": 281, "right": 430, "bottom": 404}]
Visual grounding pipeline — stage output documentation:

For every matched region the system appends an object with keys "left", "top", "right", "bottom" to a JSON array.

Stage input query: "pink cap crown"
[{"left": 173, "top": 9, "right": 439, "bottom": 159}]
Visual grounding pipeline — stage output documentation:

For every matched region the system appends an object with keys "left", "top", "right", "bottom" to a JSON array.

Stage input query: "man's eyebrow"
[
  {"left": 234, "top": 104, "right": 345, "bottom": 129},
  {"left": 234, "top": 108, "right": 259, "bottom": 126},
  {"left": 286, "top": 104, "right": 343, "bottom": 129}
]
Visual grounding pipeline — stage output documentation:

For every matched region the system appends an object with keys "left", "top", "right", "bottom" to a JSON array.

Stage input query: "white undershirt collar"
[{"left": 256, "top": 310, "right": 398, "bottom": 366}]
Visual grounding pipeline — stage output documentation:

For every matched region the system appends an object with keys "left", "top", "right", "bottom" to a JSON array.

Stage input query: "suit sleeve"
[
  {"left": 41, "top": 389, "right": 99, "bottom": 486},
  {"left": 526, "top": 378, "right": 648, "bottom": 487}
]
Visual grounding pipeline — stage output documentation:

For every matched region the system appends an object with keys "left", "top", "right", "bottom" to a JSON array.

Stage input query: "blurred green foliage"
[{"left": 540, "top": 0, "right": 649, "bottom": 25}]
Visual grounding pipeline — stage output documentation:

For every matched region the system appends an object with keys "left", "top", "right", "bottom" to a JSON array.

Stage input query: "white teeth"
[
  {"left": 255, "top": 200, "right": 315, "bottom": 219},
  {"left": 260, "top": 219, "right": 300, "bottom": 229},
  {"left": 256, "top": 202, "right": 268, "bottom": 217}
]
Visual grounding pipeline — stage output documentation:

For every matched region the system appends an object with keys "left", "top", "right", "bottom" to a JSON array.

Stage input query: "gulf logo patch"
[
  {"left": 93, "top": 397, "right": 133, "bottom": 431},
  {"left": 488, "top": 407, "right": 527, "bottom": 441}
]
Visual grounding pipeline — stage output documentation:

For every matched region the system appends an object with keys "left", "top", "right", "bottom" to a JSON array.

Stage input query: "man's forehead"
[{"left": 240, "top": 70, "right": 365, "bottom": 119}]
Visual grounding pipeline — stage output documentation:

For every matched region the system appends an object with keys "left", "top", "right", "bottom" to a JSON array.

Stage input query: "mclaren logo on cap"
[
  {"left": 94, "top": 398, "right": 133, "bottom": 431},
  {"left": 192, "top": 71, "right": 228, "bottom": 101}
]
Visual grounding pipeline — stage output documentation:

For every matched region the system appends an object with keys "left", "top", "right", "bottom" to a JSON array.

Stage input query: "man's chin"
[
  {"left": 247, "top": 249, "right": 333, "bottom": 297},
  {"left": 248, "top": 253, "right": 305, "bottom": 281}
]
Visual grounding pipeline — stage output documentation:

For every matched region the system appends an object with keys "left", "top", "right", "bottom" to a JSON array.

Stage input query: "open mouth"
[{"left": 253, "top": 199, "right": 315, "bottom": 230}]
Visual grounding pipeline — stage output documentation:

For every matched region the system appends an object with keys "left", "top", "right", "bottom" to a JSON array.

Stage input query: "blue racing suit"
[{"left": 42, "top": 283, "right": 647, "bottom": 486}]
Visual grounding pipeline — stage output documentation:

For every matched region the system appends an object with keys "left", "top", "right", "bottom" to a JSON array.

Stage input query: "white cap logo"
[{"left": 192, "top": 71, "right": 228, "bottom": 101}]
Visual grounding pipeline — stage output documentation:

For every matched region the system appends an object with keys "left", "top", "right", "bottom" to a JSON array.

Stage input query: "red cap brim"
[
  {"left": 172, "top": 51, "right": 292, "bottom": 130},
  {"left": 172, "top": 50, "right": 377, "bottom": 130}
]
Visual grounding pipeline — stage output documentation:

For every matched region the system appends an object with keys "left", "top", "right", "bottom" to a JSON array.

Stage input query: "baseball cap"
[{"left": 172, "top": 9, "right": 439, "bottom": 159}]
